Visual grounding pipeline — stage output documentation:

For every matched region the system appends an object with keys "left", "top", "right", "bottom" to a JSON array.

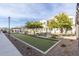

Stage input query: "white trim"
[
  {"left": 10, "top": 34, "right": 62, "bottom": 54},
  {"left": 10, "top": 35, "right": 45, "bottom": 54},
  {"left": 44, "top": 40, "right": 62, "bottom": 54}
]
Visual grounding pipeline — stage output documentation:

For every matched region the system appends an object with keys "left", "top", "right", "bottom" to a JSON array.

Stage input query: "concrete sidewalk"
[
  {"left": 59, "top": 36, "right": 76, "bottom": 40},
  {"left": 0, "top": 32, "right": 22, "bottom": 56}
]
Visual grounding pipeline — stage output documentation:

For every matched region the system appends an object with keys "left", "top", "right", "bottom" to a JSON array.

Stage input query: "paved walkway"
[
  {"left": 0, "top": 32, "right": 22, "bottom": 56},
  {"left": 46, "top": 39, "right": 79, "bottom": 56}
]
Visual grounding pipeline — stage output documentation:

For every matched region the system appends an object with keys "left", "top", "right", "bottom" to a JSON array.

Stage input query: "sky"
[{"left": 0, "top": 3, "right": 77, "bottom": 28}]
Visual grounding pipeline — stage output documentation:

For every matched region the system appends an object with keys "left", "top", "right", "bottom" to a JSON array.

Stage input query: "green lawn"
[{"left": 12, "top": 33, "right": 58, "bottom": 52}]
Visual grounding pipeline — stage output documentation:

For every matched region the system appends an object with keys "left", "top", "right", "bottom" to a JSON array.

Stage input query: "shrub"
[
  {"left": 51, "top": 34, "right": 59, "bottom": 39},
  {"left": 62, "top": 34, "right": 75, "bottom": 36},
  {"left": 61, "top": 44, "right": 66, "bottom": 47}
]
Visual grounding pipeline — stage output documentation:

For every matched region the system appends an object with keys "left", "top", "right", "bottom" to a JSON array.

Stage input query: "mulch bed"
[{"left": 5, "top": 33, "right": 44, "bottom": 56}]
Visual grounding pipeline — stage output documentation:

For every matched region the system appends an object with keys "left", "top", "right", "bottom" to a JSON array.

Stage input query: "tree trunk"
[
  {"left": 54, "top": 28, "right": 56, "bottom": 33},
  {"left": 60, "top": 28, "right": 63, "bottom": 33},
  {"left": 49, "top": 28, "right": 52, "bottom": 34},
  {"left": 65, "top": 28, "right": 68, "bottom": 34},
  {"left": 46, "top": 28, "right": 48, "bottom": 36},
  {"left": 33, "top": 29, "right": 35, "bottom": 35}
]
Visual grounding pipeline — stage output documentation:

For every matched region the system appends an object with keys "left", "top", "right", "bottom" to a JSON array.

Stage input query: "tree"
[
  {"left": 47, "top": 18, "right": 58, "bottom": 33},
  {"left": 48, "top": 19, "right": 58, "bottom": 29},
  {"left": 63, "top": 18, "right": 73, "bottom": 33},
  {"left": 26, "top": 21, "right": 43, "bottom": 35},
  {"left": 55, "top": 13, "right": 73, "bottom": 33}
]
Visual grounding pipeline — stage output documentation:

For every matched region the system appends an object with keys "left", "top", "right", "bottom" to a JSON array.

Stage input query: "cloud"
[
  {"left": 0, "top": 3, "right": 76, "bottom": 27},
  {"left": 0, "top": 3, "right": 76, "bottom": 19},
  {"left": 0, "top": 6, "right": 26, "bottom": 18}
]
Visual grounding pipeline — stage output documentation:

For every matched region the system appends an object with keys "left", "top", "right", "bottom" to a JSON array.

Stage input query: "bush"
[
  {"left": 51, "top": 34, "right": 59, "bottom": 39},
  {"left": 62, "top": 34, "right": 75, "bottom": 36},
  {"left": 61, "top": 44, "right": 66, "bottom": 47}
]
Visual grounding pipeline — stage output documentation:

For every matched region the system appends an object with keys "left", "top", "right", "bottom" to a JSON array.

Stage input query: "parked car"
[{"left": 2, "top": 30, "right": 7, "bottom": 33}]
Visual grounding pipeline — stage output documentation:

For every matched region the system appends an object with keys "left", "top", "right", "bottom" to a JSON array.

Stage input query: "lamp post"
[
  {"left": 8, "top": 16, "right": 10, "bottom": 34},
  {"left": 76, "top": 3, "right": 79, "bottom": 47}
]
